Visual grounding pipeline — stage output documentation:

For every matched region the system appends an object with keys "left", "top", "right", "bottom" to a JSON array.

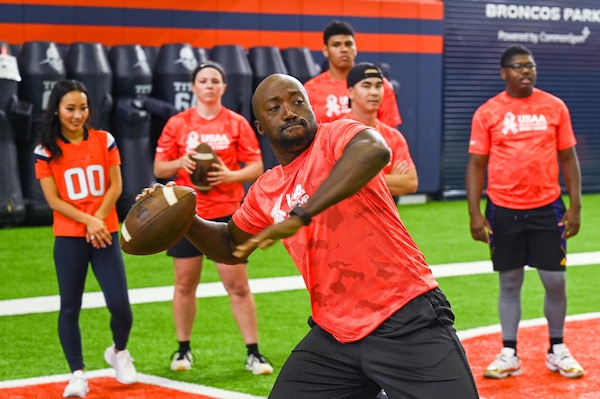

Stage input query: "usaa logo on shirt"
[
  {"left": 502, "top": 112, "right": 548, "bottom": 135},
  {"left": 185, "top": 131, "right": 230, "bottom": 152},
  {"left": 325, "top": 94, "right": 351, "bottom": 118}
]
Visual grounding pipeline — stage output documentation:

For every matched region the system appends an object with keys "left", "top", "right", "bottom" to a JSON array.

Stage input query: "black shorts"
[
  {"left": 268, "top": 288, "right": 479, "bottom": 399},
  {"left": 166, "top": 215, "right": 246, "bottom": 263},
  {"left": 486, "top": 198, "right": 567, "bottom": 272}
]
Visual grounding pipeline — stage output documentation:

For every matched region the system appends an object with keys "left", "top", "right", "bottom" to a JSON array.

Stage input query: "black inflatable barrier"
[
  {"left": 108, "top": 44, "right": 156, "bottom": 220},
  {"left": 142, "top": 97, "right": 177, "bottom": 121},
  {"left": 377, "top": 61, "right": 401, "bottom": 103},
  {"left": 0, "top": 43, "right": 26, "bottom": 226},
  {"left": 210, "top": 44, "right": 253, "bottom": 121},
  {"left": 9, "top": 43, "right": 21, "bottom": 58},
  {"left": 65, "top": 42, "right": 113, "bottom": 130},
  {"left": 0, "top": 109, "right": 27, "bottom": 227},
  {"left": 281, "top": 47, "right": 320, "bottom": 83},
  {"left": 149, "top": 43, "right": 198, "bottom": 152},
  {"left": 196, "top": 47, "right": 209, "bottom": 64},
  {"left": 246, "top": 46, "right": 289, "bottom": 170},
  {"left": 16, "top": 41, "right": 66, "bottom": 225},
  {"left": 151, "top": 43, "right": 198, "bottom": 112},
  {"left": 143, "top": 46, "right": 159, "bottom": 70},
  {"left": 247, "top": 46, "right": 289, "bottom": 89}
]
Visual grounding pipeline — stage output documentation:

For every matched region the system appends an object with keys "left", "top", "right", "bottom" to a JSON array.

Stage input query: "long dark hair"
[{"left": 38, "top": 79, "right": 93, "bottom": 161}]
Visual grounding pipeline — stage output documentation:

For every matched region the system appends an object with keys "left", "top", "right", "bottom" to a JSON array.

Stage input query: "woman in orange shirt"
[
  {"left": 35, "top": 79, "right": 137, "bottom": 398},
  {"left": 153, "top": 62, "right": 272, "bottom": 374}
]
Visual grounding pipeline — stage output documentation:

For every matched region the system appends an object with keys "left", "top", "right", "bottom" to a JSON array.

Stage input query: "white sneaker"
[
  {"left": 104, "top": 345, "right": 138, "bottom": 384},
  {"left": 245, "top": 353, "right": 274, "bottom": 375},
  {"left": 63, "top": 370, "right": 89, "bottom": 398},
  {"left": 546, "top": 343, "right": 584, "bottom": 378},
  {"left": 170, "top": 350, "right": 194, "bottom": 371},
  {"left": 483, "top": 347, "right": 522, "bottom": 379}
]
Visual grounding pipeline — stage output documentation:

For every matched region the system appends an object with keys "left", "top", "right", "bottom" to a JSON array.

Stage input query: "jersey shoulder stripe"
[
  {"left": 106, "top": 131, "right": 117, "bottom": 150},
  {"left": 33, "top": 144, "right": 50, "bottom": 161}
]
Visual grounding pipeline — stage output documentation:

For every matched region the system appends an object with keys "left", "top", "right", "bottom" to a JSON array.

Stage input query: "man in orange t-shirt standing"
[
  {"left": 466, "top": 45, "right": 584, "bottom": 380},
  {"left": 304, "top": 20, "right": 401, "bottom": 127}
]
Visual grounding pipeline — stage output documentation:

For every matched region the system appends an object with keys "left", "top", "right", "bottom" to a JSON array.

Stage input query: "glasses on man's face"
[{"left": 503, "top": 63, "right": 536, "bottom": 72}]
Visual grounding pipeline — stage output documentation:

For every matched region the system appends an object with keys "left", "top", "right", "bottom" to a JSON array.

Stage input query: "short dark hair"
[
  {"left": 323, "top": 21, "right": 355, "bottom": 45},
  {"left": 500, "top": 45, "right": 532, "bottom": 67}
]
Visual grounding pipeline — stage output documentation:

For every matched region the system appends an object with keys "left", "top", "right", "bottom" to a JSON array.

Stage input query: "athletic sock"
[
  {"left": 178, "top": 341, "right": 191, "bottom": 354},
  {"left": 246, "top": 343, "right": 259, "bottom": 356},
  {"left": 549, "top": 337, "right": 563, "bottom": 353},
  {"left": 503, "top": 340, "right": 517, "bottom": 355}
]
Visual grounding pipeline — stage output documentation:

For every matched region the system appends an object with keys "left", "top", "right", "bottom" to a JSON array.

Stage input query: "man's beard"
[{"left": 278, "top": 119, "right": 317, "bottom": 152}]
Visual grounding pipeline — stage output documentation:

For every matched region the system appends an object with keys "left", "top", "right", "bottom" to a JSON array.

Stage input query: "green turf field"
[{"left": 1, "top": 195, "right": 599, "bottom": 397}]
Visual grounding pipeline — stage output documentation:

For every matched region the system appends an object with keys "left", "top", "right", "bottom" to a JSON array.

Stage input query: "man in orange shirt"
[
  {"left": 466, "top": 45, "right": 584, "bottom": 380},
  {"left": 304, "top": 21, "right": 401, "bottom": 127},
  {"left": 139, "top": 73, "right": 478, "bottom": 398},
  {"left": 345, "top": 62, "right": 417, "bottom": 199}
]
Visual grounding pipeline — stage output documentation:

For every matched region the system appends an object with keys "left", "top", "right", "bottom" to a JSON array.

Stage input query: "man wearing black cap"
[{"left": 346, "top": 63, "right": 418, "bottom": 199}]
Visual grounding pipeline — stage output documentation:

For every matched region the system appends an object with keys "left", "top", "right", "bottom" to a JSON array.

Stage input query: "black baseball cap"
[{"left": 347, "top": 62, "right": 383, "bottom": 88}]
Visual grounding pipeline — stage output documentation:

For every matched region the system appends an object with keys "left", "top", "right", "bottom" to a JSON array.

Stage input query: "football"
[
  {"left": 120, "top": 185, "right": 196, "bottom": 255},
  {"left": 189, "top": 143, "right": 221, "bottom": 193}
]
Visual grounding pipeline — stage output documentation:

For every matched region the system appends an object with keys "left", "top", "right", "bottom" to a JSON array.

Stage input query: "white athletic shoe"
[
  {"left": 104, "top": 344, "right": 138, "bottom": 384},
  {"left": 245, "top": 353, "right": 274, "bottom": 375},
  {"left": 546, "top": 343, "right": 584, "bottom": 378},
  {"left": 63, "top": 370, "right": 89, "bottom": 398},
  {"left": 170, "top": 350, "right": 194, "bottom": 371},
  {"left": 483, "top": 347, "right": 522, "bottom": 379}
]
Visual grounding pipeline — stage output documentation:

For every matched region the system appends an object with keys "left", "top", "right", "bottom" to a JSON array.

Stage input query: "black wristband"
[{"left": 288, "top": 205, "right": 312, "bottom": 225}]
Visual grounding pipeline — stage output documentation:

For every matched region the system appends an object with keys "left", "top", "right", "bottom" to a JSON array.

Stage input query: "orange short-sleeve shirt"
[
  {"left": 469, "top": 88, "right": 577, "bottom": 209},
  {"left": 233, "top": 120, "right": 437, "bottom": 343}
]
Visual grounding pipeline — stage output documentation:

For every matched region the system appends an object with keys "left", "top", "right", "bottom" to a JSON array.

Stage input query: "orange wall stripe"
[
  {"left": 0, "top": 0, "right": 442, "bottom": 19},
  {"left": 2, "top": 23, "right": 24, "bottom": 44}
]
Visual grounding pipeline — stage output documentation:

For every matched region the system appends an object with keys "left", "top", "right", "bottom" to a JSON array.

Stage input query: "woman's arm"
[
  {"left": 39, "top": 176, "right": 110, "bottom": 246},
  {"left": 208, "top": 160, "right": 264, "bottom": 186}
]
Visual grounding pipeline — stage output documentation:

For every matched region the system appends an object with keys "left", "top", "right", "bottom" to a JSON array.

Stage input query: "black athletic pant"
[
  {"left": 54, "top": 233, "right": 132, "bottom": 371},
  {"left": 269, "top": 288, "right": 479, "bottom": 399}
]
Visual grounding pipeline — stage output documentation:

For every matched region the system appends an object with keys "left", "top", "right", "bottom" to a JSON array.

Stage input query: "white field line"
[
  {"left": 0, "top": 370, "right": 267, "bottom": 399},
  {"left": 1, "top": 251, "right": 598, "bottom": 317}
]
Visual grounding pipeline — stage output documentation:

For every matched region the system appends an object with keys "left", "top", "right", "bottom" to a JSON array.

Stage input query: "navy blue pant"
[
  {"left": 54, "top": 232, "right": 132, "bottom": 371},
  {"left": 269, "top": 288, "right": 479, "bottom": 399}
]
